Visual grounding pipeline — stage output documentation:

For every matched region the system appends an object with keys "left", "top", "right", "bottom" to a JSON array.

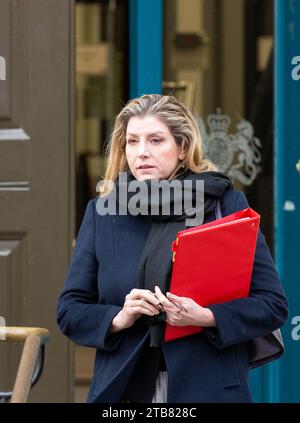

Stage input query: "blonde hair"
[{"left": 100, "top": 94, "right": 217, "bottom": 196}]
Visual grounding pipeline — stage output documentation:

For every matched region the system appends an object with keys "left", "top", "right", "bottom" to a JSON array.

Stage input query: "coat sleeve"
[
  {"left": 203, "top": 191, "right": 289, "bottom": 349},
  {"left": 56, "top": 199, "right": 125, "bottom": 351}
]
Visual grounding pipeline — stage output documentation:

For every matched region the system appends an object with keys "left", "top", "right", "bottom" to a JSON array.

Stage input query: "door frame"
[
  {"left": 129, "top": 0, "right": 163, "bottom": 98},
  {"left": 274, "top": 0, "right": 300, "bottom": 403}
]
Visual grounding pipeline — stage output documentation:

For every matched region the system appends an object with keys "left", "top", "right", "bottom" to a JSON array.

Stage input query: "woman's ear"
[
  {"left": 179, "top": 152, "right": 185, "bottom": 160},
  {"left": 179, "top": 140, "right": 187, "bottom": 160}
]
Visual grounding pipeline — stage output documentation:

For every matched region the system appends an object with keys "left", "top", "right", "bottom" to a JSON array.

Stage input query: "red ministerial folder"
[{"left": 164, "top": 207, "right": 260, "bottom": 342}]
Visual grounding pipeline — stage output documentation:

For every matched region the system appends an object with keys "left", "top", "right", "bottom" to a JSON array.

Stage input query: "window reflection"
[
  {"left": 75, "top": 0, "right": 129, "bottom": 234},
  {"left": 163, "top": 0, "right": 274, "bottom": 251}
]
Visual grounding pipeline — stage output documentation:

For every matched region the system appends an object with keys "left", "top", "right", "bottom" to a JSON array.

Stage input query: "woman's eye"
[
  {"left": 127, "top": 139, "right": 137, "bottom": 144},
  {"left": 151, "top": 138, "right": 161, "bottom": 144}
]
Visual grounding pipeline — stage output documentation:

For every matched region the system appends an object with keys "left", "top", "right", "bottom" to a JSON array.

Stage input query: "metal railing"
[{"left": 0, "top": 327, "right": 50, "bottom": 403}]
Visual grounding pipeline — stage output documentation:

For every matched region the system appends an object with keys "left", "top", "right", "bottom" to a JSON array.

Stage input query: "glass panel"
[
  {"left": 163, "top": 0, "right": 274, "bottom": 253},
  {"left": 74, "top": 0, "right": 129, "bottom": 403},
  {"left": 75, "top": 0, "right": 129, "bottom": 233}
]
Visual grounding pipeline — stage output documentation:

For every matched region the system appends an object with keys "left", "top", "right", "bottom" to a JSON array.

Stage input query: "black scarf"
[{"left": 115, "top": 169, "right": 233, "bottom": 346}]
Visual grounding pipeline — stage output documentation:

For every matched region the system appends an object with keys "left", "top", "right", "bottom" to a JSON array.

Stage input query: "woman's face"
[{"left": 125, "top": 115, "right": 185, "bottom": 181}]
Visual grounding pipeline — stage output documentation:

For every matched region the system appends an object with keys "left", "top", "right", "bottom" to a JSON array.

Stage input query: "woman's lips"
[{"left": 138, "top": 166, "right": 155, "bottom": 170}]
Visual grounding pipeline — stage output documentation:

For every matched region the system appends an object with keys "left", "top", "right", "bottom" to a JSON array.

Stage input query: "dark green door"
[{"left": 0, "top": 0, "right": 75, "bottom": 402}]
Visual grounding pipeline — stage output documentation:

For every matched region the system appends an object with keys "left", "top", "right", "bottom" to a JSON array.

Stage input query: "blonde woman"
[{"left": 57, "top": 94, "right": 288, "bottom": 403}]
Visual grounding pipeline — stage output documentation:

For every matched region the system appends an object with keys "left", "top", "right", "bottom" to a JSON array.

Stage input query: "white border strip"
[{"left": 0, "top": 128, "right": 30, "bottom": 141}]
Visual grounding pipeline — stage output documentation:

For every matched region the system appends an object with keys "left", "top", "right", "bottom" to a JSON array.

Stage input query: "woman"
[{"left": 56, "top": 94, "right": 288, "bottom": 403}]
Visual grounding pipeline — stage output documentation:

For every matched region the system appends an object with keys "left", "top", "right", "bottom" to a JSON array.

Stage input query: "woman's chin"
[
  {"left": 136, "top": 172, "right": 160, "bottom": 181},
  {"left": 138, "top": 175, "right": 157, "bottom": 181}
]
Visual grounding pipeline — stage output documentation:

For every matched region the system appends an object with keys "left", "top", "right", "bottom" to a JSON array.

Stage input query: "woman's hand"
[
  {"left": 154, "top": 286, "right": 216, "bottom": 328},
  {"left": 110, "top": 288, "right": 162, "bottom": 333}
]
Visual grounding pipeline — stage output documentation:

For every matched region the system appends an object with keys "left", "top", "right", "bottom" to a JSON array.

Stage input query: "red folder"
[{"left": 164, "top": 207, "right": 260, "bottom": 342}]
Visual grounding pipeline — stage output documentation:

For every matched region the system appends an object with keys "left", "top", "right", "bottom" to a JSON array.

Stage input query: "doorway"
[{"left": 74, "top": 0, "right": 129, "bottom": 402}]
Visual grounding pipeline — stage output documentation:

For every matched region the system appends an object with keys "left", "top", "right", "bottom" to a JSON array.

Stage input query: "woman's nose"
[{"left": 137, "top": 141, "right": 150, "bottom": 157}]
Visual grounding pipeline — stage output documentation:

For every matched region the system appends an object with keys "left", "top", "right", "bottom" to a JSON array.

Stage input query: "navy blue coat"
[{"left": 56, "top": 188, "right": 288, "bottom": 403}]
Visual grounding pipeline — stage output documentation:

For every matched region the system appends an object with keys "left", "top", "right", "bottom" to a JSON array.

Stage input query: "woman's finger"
[
  {"left": 138, "top": 299, "right": 161, "bottom": 314},
  {"left": 166, "top": 292, "right": 188, "bottom": 312},
  {"left": 128, "top": 288, "right": 161, "bottom": 308},
  {"left": 167, "top": 298, "right": 188, "bottom": 313},
  {"left": 160, "top": 304, "right": 180, "bottom": 314},
  {"left": 126, "top": 299, "right": 160, "bottom": 314},
  {"left": 128, "top": 306, "right": 158, "bottom": 316},
  {"left": 166, "top": 291, "right": 186, "bottom": 302},
  {"left": 154, "top": 286, "right": 174, "bottom": 307}
]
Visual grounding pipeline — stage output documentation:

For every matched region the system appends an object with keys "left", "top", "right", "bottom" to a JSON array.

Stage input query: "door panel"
[{"left": 0, "top": 0, "right": 74, "bottom": 402}]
